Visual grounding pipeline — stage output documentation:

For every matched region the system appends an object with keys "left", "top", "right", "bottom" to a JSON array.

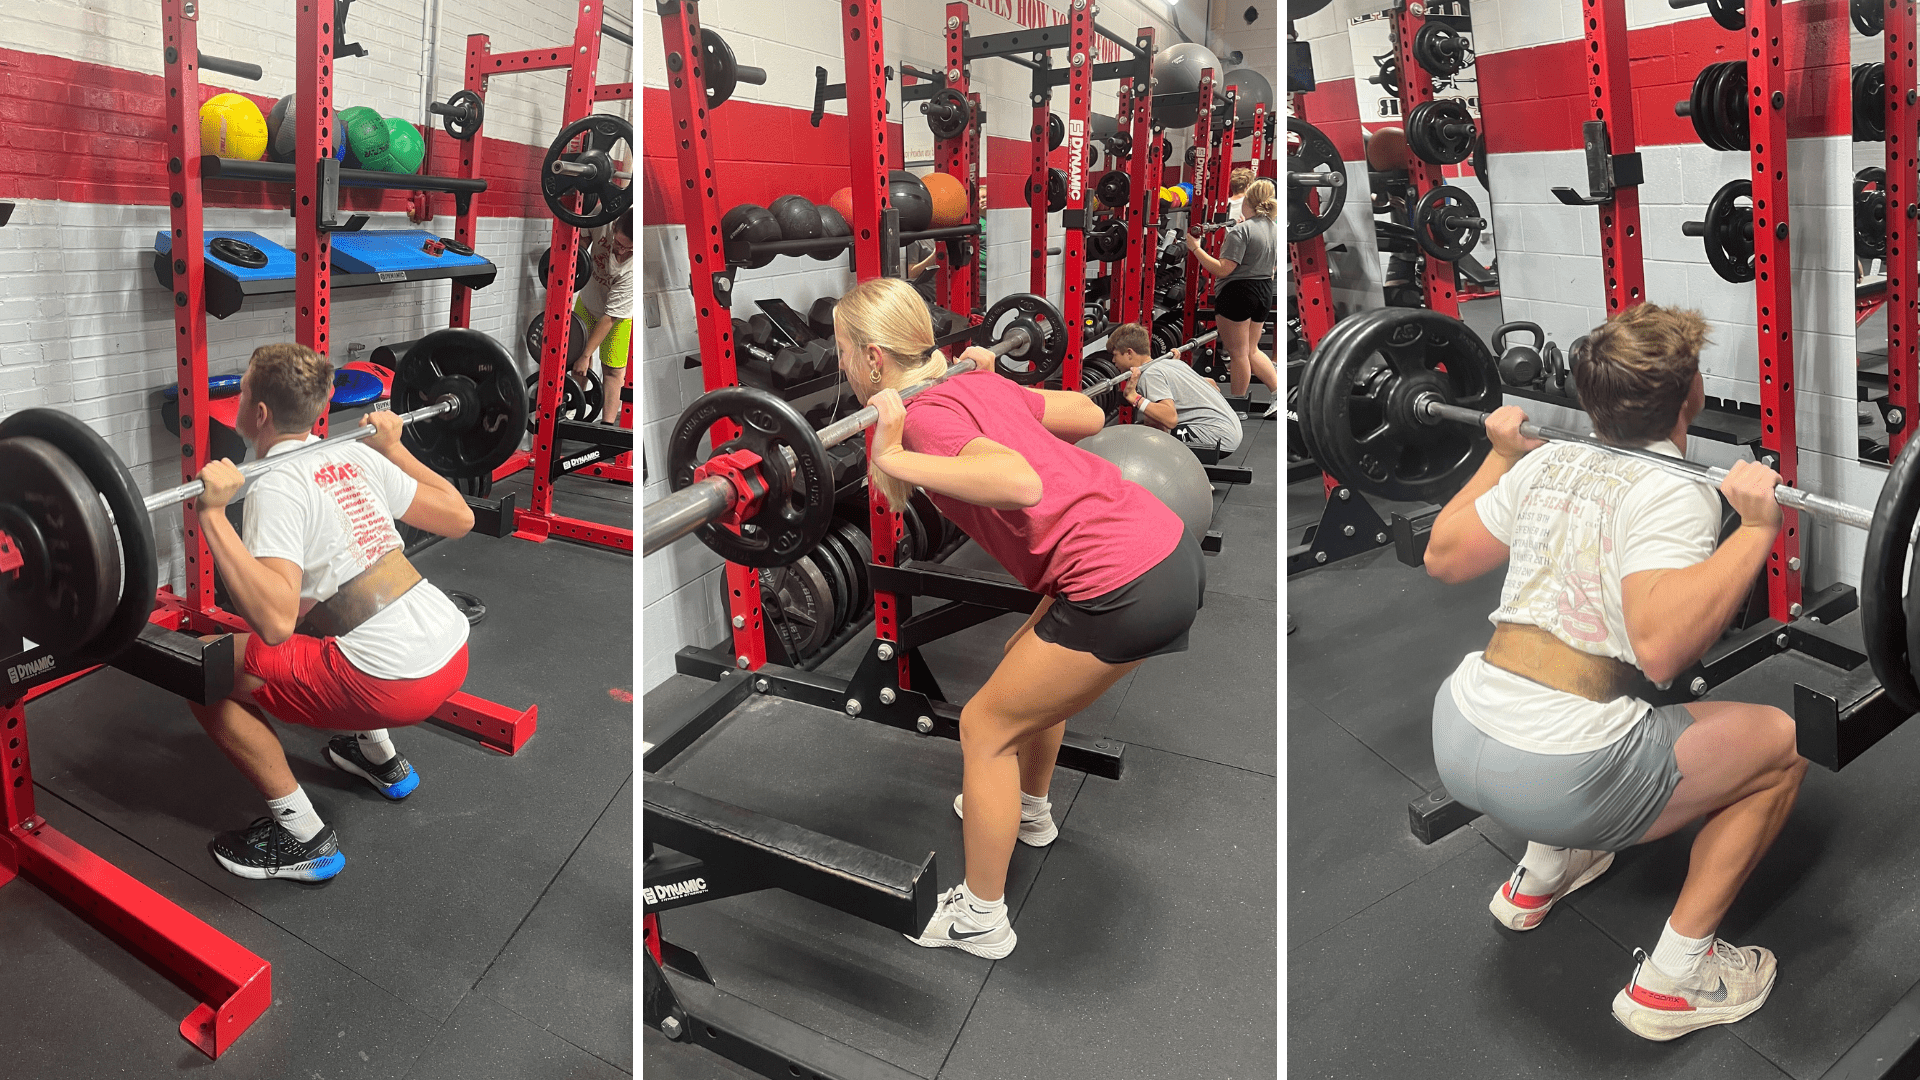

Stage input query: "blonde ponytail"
[
  {"left": 834, "top": 278, "right": 950, "bottom": 512},
  {"left": 1243, "top": 178, "right": 1277, "bottom": 221}
]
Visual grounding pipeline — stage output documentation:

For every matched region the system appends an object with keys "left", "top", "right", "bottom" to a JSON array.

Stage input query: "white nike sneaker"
[
  {"left": 907, "top": 886, "right": 1017, "bottom": 959},
  {"left": 1488, "top": 849, "right": 1614, "bottom": 931},
  {"left": 1612, "top": 941, "right": 1777, "bottom": 1041},
  {"left": 953, "top": 793, "right": 1058, "bottom": 846}
]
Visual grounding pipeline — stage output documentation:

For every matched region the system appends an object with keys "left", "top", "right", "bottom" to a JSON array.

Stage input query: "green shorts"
[{"left": 574, "top": 298, "right": 632, "bottom": 370}]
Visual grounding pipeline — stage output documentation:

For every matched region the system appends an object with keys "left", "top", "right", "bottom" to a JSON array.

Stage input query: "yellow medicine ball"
[{"left": 200, "top": 93, "right": 269, "bottom": 161}]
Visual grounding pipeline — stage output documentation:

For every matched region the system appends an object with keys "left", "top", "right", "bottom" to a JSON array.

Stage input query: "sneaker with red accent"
[
  {"left": 1612, "top": 942, "right": 1776, "bottom": 1041},
  {"left": 1488, "top": 849, "right": 1614, "bottom": 930}
]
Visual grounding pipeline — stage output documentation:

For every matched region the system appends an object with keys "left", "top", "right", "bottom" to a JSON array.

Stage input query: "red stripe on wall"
[
  {"left": 641, "top": 86, "right": 1099, "bottom": 225},
  {"left": 0, "top": 46, "right": 558, "bottom": 218},
  {"left": 1477, "top": 9, "right": 1849, "bottom": 155},
  {"left": 1296, "top": 77, "right": 1363, "bottom": 162}
]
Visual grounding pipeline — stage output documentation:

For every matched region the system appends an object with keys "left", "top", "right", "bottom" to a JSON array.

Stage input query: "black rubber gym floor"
[
  {"left": 0, "top": 474, "right": 633, "bottom": 1080},
  {"left": 1288, "top": 472, "right": 1920, "bottom": 1078},
  {"left": 645, "top": 416, "right": 1280, "bottom": 1080}
]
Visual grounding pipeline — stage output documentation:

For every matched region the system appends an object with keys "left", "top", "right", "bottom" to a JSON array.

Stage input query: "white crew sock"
[
  {"left": 1649, "top": 920, "right": 1716, "bottom": 979},
  {"left": 355, "top": 729, "right": 396, "bottom": 765},
  {"left": 1515, "top": 842, "right": 1573, "bottom": 895},
  {"left": 1019, "top": 791, "right": 1050, "bottom": 819},
  {"left": 958, "top": 881, "right": 1008, "bottom": 920},
  {"left": 266, "top": 786, "right": 325, "bottom": 843}
]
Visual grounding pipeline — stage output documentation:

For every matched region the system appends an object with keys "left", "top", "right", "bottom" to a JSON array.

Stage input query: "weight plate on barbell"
[
  {"left": 0, "top": 437, "right": 119, "bottom": 659},
  {"left": 1865, "top": 431, "right": 1920, "bottom": 713},
  {"left": 668, "top": 386, "right": 835, "bottom": 567},
  {"left": 541, "top": 114, "right": 632, "bottom": 230},
  {"left": 981, "top": 293, "right": 1068, "bottom": 385},
  {"left": 394, "top": 329, "right": 529, "bottom": 477},
  {"left": 1288, "top": 118, "right": 1347, "bottom": 242},
  {"left": 0, "top": 408, "right": 160, "bottom": 668},
  {"left": 1303, "top": 306, "right": 1501, "bottom": 504}
]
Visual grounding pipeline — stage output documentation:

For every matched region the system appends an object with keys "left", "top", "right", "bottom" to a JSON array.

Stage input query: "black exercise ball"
[
  {"left": 720, "top": 203, "right": 782, "bottom": 268},
  {"left": 888, "top": 170, "right": 934, "bottom": 233},
  {"left": 1155, "top": 42, "right": 1223, "bottom": 127},
  {"left": 769, "top": 194, "right": 824, "bottom": 242},
  {"left": 813, "top": 203, "right": 851, "bottom": 261}
]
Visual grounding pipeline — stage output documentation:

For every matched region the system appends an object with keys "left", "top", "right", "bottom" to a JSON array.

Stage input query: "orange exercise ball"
[
  {"left": 829, "top": 186, "right": 856, "bottom": 226},
  {"left": 921, "top": 170, "right": 969, "bottom": 227}
]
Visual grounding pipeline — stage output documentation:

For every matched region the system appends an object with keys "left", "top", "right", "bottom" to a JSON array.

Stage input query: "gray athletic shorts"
[{"left": 1431, "top": 676, "right": 1694, "bottom": 852}]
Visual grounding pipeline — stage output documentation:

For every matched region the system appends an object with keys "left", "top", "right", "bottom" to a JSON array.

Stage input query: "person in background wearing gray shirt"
[
  {"left": 1114, "top": 322, "right": 1243, "bottom": 454},
  {"left": 1185, "top": 178, "right": 1279, "bottom": 415}
]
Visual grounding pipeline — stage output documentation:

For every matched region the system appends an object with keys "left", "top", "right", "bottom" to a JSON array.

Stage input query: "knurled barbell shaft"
[
  {"left": 142, "top": 398, "right": 456, "bottom": 515},
  {"left": 1416, "top": 397, "right": 1875, "bottom": 530}
]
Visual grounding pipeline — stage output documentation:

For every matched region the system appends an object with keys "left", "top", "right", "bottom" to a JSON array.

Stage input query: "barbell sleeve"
[
  {"left": 142, "top": 398, "right": 457, "bottom": 515},
  {"left": 550, "top": 159, "right": 634, "bottom": 181},
  {"left": 198, "top": 52, "right": 264, "bottom": 81},
  {"left": 1416, "top": 397, "right": 1877, "bottom": 531},
  {"left": 1288, "top": 171, "right": 1345, "bottom": 189},
  {"left": 737, "top": 64, "right": 768, "bottom": 86},
  {"left": 641, "top": 477, "right": 736, "bottom": 555}
]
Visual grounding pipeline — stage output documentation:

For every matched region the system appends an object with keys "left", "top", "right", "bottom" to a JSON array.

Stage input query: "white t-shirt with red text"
[{"left": 241, "top": 436, "right": 469, "bottom": 680}]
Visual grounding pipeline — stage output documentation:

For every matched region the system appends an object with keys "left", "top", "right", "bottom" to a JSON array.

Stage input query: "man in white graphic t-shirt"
[
  {"left": 1421, "top": 304, "right": 1807, "bottom": 1041},
  {"left": 188, "top": 343, "right": 476, "bottom": 883}
]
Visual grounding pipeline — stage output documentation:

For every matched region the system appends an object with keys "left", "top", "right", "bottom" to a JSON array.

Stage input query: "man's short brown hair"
[
  {"left": 1229, "top": 167, "right": 1255, "bottom": 195},
  {"left": 245, "top": 342, "right": 333, "bottom": 434},
  {"left": 1109, "top": 322, "right": 1151, "bottom": 358},
  {"left": 1570, "top": 304, "right": 1710, "bottom": 446}
]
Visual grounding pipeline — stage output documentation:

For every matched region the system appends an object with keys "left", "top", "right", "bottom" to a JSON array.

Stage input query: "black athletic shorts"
[
  {"left": 1215, "top": 278, "right": 1276, "bottom": 323},
  {"left": 1033, "top": 530, "right": 1206, "bottom": 664}
]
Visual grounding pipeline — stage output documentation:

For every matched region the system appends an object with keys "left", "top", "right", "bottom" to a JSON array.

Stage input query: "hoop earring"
[{"left": 870, "top": 368, "right": 882, "bottom": 384}]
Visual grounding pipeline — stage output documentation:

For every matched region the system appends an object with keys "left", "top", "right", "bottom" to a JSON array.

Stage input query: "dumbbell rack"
[{"left": 437, "top": 6, "right": 638, "bottom": 553}]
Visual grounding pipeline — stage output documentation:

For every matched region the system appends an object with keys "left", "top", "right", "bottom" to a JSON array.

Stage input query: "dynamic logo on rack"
[
  {"left": 7, "top": 655, "right": 55, "bottom": 685},
  {"left": 1067, "top": 118, "right": 1086, "bottom": 201},
  {"left": 644, "top": 877, "right": 709, "bottom": 905}
]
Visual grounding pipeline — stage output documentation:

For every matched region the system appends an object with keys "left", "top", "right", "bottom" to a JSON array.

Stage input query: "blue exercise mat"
[
  {"left": 153, "top": 230, "right": 295, "bottom": 282},
  {"left": 328, "top": 230, "right": 490, "bottom": 274}
]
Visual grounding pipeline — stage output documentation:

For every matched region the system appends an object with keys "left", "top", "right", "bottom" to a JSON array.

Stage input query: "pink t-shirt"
[{"left": 902, "top": 370, "right": 1184, "bottom": 600}]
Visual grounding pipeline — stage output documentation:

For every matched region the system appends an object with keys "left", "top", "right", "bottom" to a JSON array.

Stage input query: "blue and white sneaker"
[
  {"left": 211, "top": 818, "right": 345, "bottom": 882},
  {"left": 907, "top": 886, "right": 1017, "bottom": 959},
  {"left": 326, "top": 736, "right": 420, "bottom": 800}
]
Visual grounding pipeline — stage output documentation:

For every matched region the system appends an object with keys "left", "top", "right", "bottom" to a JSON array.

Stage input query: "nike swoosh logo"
[
  {"left": 948, "top": 926, "right": 997, "bottom": 941},
  {"left": 1694, "top": 978, "right": 1727, "bottom": 1004}
]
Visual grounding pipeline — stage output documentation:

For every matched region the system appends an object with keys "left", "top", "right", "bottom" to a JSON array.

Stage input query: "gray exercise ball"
[
  {"left": 266, "top": 95, "right": 296, "bottom": 163},
  {"left": 1154, "top": 42, "right": 1223, "bottom": 128},
  {"left": 1222, "top": 68, "right": 1275, "bottom": 130},
  {"left": 1079, "top": 424, "right": 1213, "bottom": 538}
]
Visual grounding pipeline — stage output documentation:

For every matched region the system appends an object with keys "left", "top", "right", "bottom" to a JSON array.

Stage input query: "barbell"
[
  {"left": 0, "top": 329, "right": 527, "bottom": 671},
  {"left": 645, "top": 309, "right": 1219, "bottom": 563},
  {"left": 1299, "top": 305, "right": 1920, "bottom": 714}
]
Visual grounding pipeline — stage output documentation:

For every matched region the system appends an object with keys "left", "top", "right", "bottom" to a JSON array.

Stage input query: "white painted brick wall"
[{"left": 3, "top": 0, "right": 627, "bottom": 594}]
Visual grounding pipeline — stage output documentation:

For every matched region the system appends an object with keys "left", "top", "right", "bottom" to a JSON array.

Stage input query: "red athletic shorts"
[{"left": 244, "top": 634, "right": 468, "bottom": 731}]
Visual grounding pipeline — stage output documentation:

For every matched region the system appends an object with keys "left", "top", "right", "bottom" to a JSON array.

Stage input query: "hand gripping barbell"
[{"left": 0, "top": 329, "right": 527, "bottom": 668}]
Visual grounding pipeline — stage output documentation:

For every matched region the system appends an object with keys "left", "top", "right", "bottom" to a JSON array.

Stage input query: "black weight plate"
[
  {"left": 526, "top": 370, "right": 590, "bottom": 433},
  {"left": 809, "top": 529, "right": 852, "bottom": 636},
  {"left": 1410, "top": 184, "right": 1483, "bottom": 262},
  {"left": 1049, "top": 112, "right": 1065, "bottom": 150},
  {"left": 1699, "top": 179, "right": 1756, "bottom": 284},
  {"left": 1287, "top": 118, "right": 1347, "bottom": 242},
  {"left": 0, "top": 409, "right": 159, "bottom": 667},
  {"left": 541, "top": 114, "right": 632, "bottom": 230},
  {"left": 1866, "top": 430, "right": 1920, "bottom": 713},
  {"left": 1856, "top": 0, "right": 1885, "bottom": 35},
  {"left": 441, "top": 88, "right": 484, "bottom": 140},
  {"left": 900, "top": 497, "right": 929, "bottom": 562},
  {"left": 833, "top": 519, "right": 873, "bottom": 619},
  {"left": 1713, "top": 62, "right": 1749, "bottom": 151},
  {"left": 1412, "top": 21, "right": 1469, "bottom": 77},
  {"left": 1407, "top": 99, "right": 1475, "bottom": 166},
  {"left": 0, "top": 436, "right": 118, "bottom": 659},
  {"left": 581, "top": 367, "right": 607, "bottom": 418},
  {"left": 769, "top": 556, "right": 835, "bottom": 658},
  {"left": 908, "top": 488, "right": 944, "bottom": 560},
  {"left": 981, "top": 293, "right": 1068, "bottom": 384},
  {"left": 393, "top": 329, "right": 528, "bottom": 478},
  {"left": 1706, "top": 0, "right": 1746, "bottom": 31},
  {"left": 668, "top": 386, "right": 835, "bottom": 567},
  {"left": 209, "top": 236, "right": 269, "bottom": 269},
  {"left": 1857, "top": 168, "right": 1889, "bottom": 261}
]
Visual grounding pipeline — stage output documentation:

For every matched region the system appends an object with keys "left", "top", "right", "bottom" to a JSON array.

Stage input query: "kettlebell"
[{"left": 1492, "top": 321, "right": 1545, "bottom": 387}]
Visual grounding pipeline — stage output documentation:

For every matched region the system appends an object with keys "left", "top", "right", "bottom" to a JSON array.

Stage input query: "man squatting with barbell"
[
  {"left": 1421, "top": 303, "right": 1808, "bottom": 1040},
  {"left": 188, "top": 343, "right": 477, "bottom": 882}
]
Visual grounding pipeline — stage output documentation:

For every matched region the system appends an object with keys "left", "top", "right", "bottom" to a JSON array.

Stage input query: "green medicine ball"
[
  {"left": 339, "top": 106, "right": 394, "bottom": 171},
  {"left": 382, "top": 117, "right": 425, "bottom": 174}
]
